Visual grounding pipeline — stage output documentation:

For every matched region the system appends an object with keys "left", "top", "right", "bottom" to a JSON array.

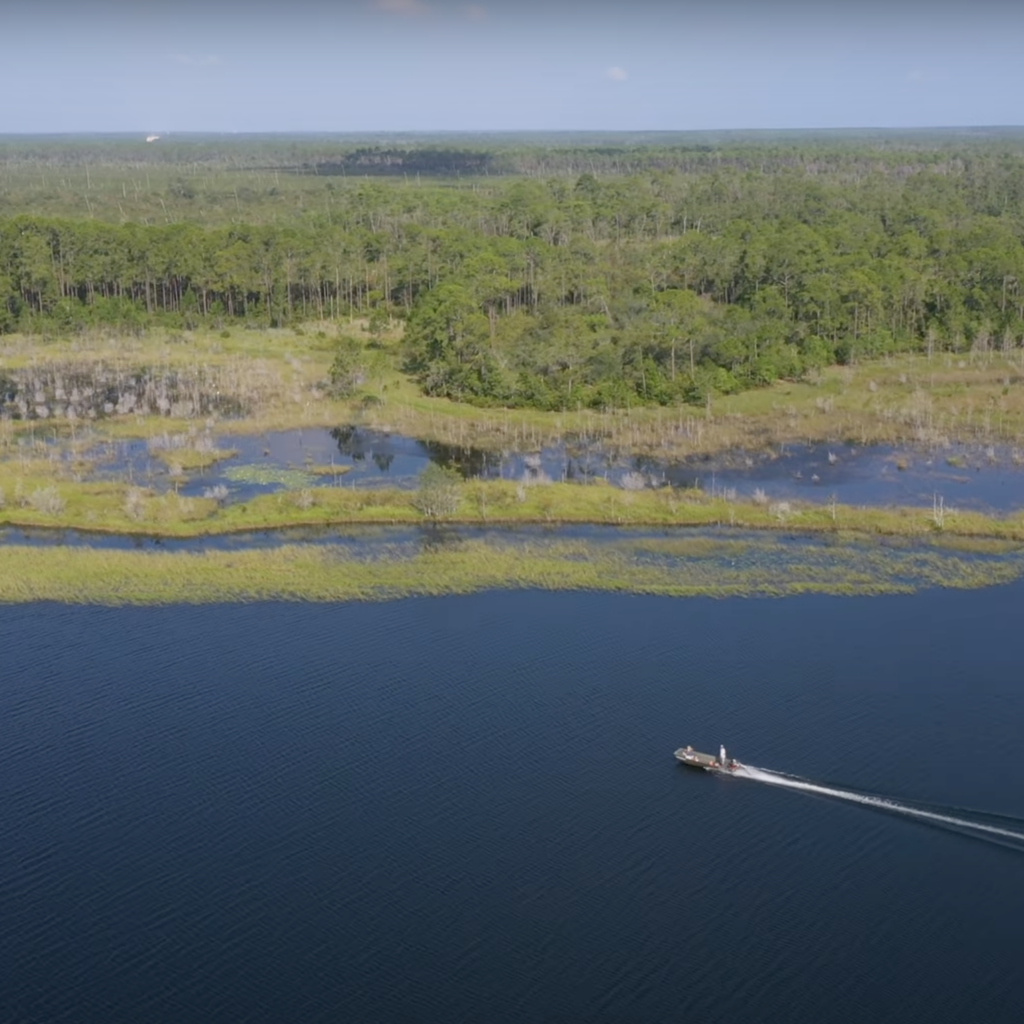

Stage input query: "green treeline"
[
  {"left": 6, "top": 129, "right": 1024, "bottom": 177},
  {"left": 4, "top": 141, "right": 1024, "bottom": 410}
]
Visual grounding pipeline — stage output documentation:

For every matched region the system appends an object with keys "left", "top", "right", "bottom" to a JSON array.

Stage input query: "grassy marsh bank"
[
  {"left": 0, "top": 532, "right": 1020, "bottom": 605},
  {"left": 6, "top": 327, "right": 1024, "bottom": 458},
  {"left": 3, "top": 469, "right": 1024, "bottom": 543}
]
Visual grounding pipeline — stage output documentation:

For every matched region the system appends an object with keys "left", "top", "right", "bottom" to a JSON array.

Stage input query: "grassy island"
[
  {"left": 1, "top": 531, "right": 1021, "bottom": 606},
  {"left": 2, "top": 467, "right": 1024, "bottom": 543}
]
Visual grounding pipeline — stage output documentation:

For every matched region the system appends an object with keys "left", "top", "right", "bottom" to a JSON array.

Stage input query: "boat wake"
[{"left": 737, "top": 764, "right": 1024, "bottom": 850}]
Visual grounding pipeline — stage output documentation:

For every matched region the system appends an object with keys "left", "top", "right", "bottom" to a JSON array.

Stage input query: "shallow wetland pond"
[{"left": 25, "top": 422, "right": 1024, "bottom": 512}]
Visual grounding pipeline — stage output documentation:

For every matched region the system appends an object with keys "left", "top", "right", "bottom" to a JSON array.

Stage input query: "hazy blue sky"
[{"left": 4, "top": 0, "right": 1023, "bottom": 133}]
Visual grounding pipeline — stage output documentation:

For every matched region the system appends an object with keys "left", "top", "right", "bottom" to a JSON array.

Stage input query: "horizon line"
[{"left": 3, "top": 125, "right": 1024, "bottom": 138}]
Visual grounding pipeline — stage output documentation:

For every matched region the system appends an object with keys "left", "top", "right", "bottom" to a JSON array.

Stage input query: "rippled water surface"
[{"left": 2, "top": 589, "right": 1023, "bottom": 1023}]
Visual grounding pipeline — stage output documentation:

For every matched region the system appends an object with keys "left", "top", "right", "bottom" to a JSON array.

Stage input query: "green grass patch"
[
  {"left": 151, "top": 447, "right": 238, "bottom": 471},
  {"left": 5, "top": 468, "right": 1024, "bottom": 543},
  {"left": 0, "top": 533, "right": 1020, "bottom": 605}
]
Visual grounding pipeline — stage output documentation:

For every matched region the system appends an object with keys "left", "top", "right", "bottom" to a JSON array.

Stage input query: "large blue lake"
[{"left": 2, "top": 587, "right": 1023, "bottom": 1023}]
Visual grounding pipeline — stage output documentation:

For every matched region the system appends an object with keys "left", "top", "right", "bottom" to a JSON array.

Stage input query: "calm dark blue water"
[{"left": 2, "top": 587, "right": 1024, "bottom": 1023}]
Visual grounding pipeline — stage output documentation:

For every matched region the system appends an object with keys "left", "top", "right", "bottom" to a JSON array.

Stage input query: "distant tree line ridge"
[
  {"left": 6, "top": 131, "right": 1024, "bottom": 177},
  {"left": 3, "top": 156, "right": 1024, "bottom": 410},
  {"left": 304, "top": 148, "right": 497, "bottom": 177}
]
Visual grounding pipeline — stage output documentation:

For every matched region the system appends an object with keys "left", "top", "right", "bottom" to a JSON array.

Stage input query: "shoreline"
[
  {"left": 3, "top": 491, "right": 1024, "bottom": 542},
  {"left": 1, "top": 530, "right": 1020, "bottom": 605},
  {"left": 6, "top": 346, "right": 1024, "bottom": 566},
  {"left": 5, "top": 338, "right": 1024, "bottom": 459}
]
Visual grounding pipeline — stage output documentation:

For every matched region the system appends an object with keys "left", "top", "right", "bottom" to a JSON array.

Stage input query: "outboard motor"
[{"left": 719, "top": 744, "right": 727, "bottom": 766}]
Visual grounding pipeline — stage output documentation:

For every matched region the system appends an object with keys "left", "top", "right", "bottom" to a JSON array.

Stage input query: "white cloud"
[
  {"left": 168, "top": 53, "right": 222, "bottom": 67},
  {"left": 373, "top": 0, "right": 429, "bottom": 14},
  {"left": 605, "top": 66, "right": 628, "bottom": 82}
]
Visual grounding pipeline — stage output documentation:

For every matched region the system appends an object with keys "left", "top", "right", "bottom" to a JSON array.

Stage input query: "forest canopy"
[{"left": 3, "top": 132, "right": 1024, "bottom": 410}]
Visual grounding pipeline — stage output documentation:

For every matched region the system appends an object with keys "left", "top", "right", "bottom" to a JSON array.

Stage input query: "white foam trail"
[{"left": 739, "top": 765, "right": 1024, "bottom": 844}]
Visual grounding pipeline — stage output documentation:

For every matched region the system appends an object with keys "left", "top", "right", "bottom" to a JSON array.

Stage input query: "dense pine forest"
[{"left": 4, "top": 131, "right": 1024, "bottom": 411}]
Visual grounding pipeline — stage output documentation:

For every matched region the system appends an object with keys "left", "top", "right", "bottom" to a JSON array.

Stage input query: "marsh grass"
[
  {"left": 0, "top": 533, "right": 1019, "bottom": 605},
  {"left": 3, "top": 465, "right": 1024, "bottom": 542},
  {"left": 221, "top": 464, "right": 317, "bottom": 488},
  {"left": 9, "top": 339, "right": 1024, "bottom": 542},
  {"left": 150, "top": 446, "right": 238, "bottom": 471},
  {"left": 8, "top": 337, "right": 1024, "bottom": 462},
  {"left": 331, "top": 353, "right": 1024, "bottom": 460}
]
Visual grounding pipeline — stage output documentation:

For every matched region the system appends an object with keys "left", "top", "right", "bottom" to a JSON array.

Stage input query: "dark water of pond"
[
  {"left": 659, "top": 441, "right": 1024, "bottom": 511},
  {"left": 37, "top": 423, "right": 1024, "bottom": 510},
  {"left": 2, "top": 587, "right": 1024, "bottom": 1023}
]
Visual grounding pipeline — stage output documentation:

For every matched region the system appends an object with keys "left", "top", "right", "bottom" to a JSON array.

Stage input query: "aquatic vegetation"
[
  {"left": 222, "top": 464, "right": 318, "bottom": 489},
  {"left": 4, "top": 462, "right": 1024, "bottom": 543},
  {"left": 0, "top": 532, "right": 1020, "bottom": 606},
  {"left": 150, "top": 446, "right": 238, "bottom": 471}
]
